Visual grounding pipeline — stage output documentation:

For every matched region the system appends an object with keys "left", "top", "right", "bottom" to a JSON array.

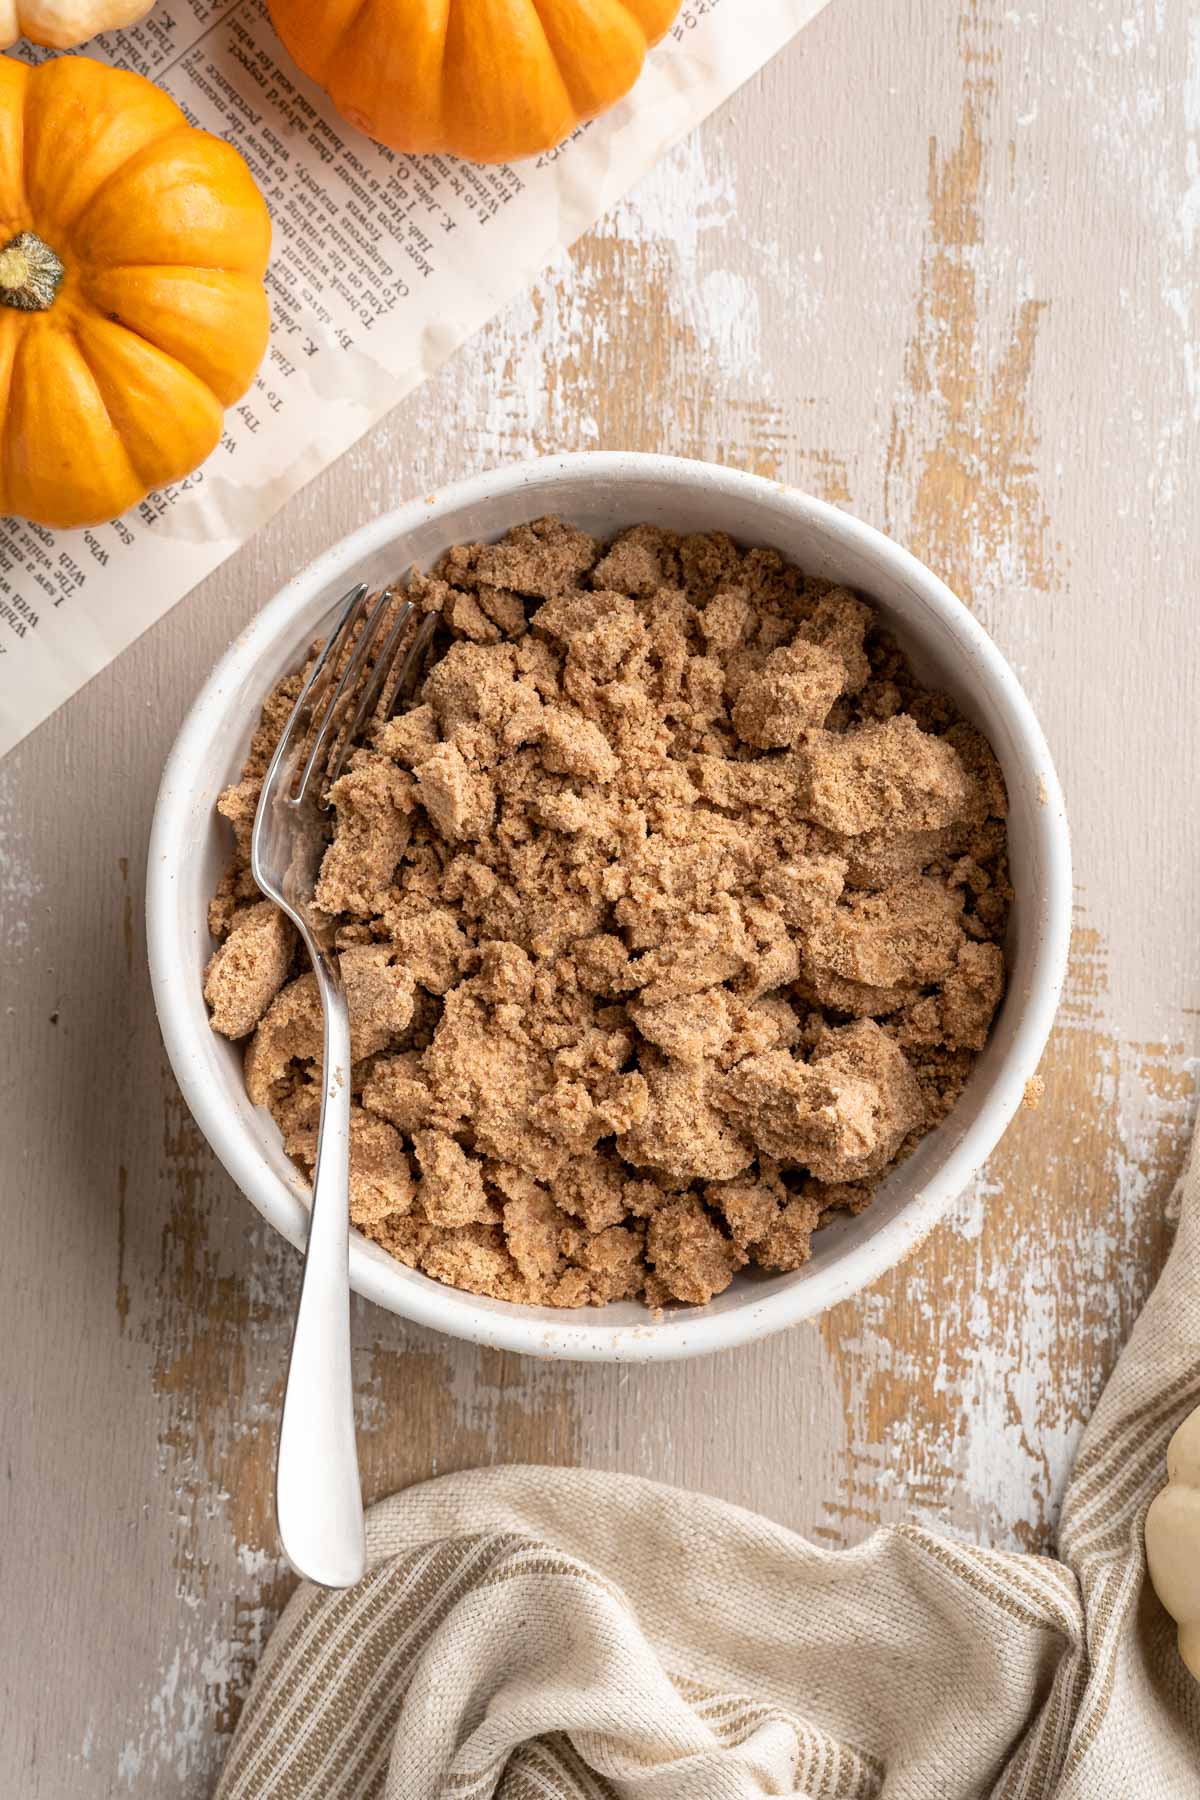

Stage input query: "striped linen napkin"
[{"left": 214, "top": 1137, "right": 1200, "bottom": 1799}]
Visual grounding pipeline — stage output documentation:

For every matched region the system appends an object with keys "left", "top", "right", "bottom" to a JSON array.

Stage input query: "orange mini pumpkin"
[
  {"left": 267, "top": 0, "right": 681, "bottom": 164},
  {"left": 0, "top": 54, "right": 271, "bottom": 529}
]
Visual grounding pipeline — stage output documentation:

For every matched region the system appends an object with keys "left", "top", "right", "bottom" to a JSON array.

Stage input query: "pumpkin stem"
[{"left": 0, "top": 230, "right": 64, "bottom": 312}]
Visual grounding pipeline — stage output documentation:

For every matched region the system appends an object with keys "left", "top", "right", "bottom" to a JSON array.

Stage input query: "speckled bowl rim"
[{"left": 147, "top": 453, "right": 1071, "bottom": 1362}]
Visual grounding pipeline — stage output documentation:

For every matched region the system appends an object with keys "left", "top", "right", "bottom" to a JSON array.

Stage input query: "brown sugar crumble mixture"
[{"left": 205, "top": 518, "right": 1010, "bottom": 1310}]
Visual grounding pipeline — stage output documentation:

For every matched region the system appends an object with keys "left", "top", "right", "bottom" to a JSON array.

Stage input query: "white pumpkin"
[
  {"left": 0, "top": 0, "right": 150, "bottom": 48},
  {"left": 1145, "top": 1403, "right": 1200, "bottom": 1679}
]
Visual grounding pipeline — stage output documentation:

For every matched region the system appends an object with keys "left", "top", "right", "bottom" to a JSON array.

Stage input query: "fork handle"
[{"left": 275, "top": 991, "right": 366, "bottom": 1588}]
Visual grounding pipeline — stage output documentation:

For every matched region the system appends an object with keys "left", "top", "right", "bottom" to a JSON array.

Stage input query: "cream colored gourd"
[
  {"left": 1145, "top": 1403, "right": 1200, "bottom": 1679},
  {"left": 0, "top": 0, "right": 150, "bottom": 49}
]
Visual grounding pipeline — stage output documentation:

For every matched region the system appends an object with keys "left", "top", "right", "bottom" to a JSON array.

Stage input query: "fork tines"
[{"left": 286, "top": 582, "right": 414, "bottom": 805}]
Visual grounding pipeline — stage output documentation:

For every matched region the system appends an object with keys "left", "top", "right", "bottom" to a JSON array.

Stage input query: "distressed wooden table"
[{"left": 3, "top": 1, "right": 1198, "bottom": 1791}]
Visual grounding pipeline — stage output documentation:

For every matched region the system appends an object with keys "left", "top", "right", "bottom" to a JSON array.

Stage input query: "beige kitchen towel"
[{"left": 215, "top": 1138, "right": 1200, "bottom": 1800}]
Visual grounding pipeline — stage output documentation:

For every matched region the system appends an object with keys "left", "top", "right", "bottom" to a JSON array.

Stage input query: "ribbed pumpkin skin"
[
  {"left": 267, "top": 0, "right": 681, "bottom": 164},
  {"left": 0, "top": 2, "right": 152, "bottom": 50},
  {"left": 0, "top": 55, "right": 271, "bottom": 529}
]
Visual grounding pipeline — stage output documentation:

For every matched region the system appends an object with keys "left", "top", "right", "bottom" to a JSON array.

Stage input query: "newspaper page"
[{"left": 0, "top": 0, "right": 831, "bottom": 758}]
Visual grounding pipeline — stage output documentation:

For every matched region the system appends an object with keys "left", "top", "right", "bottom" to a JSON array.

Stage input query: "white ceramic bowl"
[{"left": 147, "top": 453, "right": 1070, "bottom": 1362}]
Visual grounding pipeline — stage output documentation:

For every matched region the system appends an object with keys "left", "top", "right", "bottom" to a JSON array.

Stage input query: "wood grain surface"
[{"left": 3, "top": 1, "right": 1199, "bottom": 1792}]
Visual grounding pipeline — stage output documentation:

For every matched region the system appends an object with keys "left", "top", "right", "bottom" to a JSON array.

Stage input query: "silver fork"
[{"left": 251, "top": 580, "right": 437, "bottom": 1589}]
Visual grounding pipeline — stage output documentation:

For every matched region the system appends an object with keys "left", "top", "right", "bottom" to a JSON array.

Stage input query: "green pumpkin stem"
[{"left": 0, "top": 230, "right": 64, "bottom": 312}]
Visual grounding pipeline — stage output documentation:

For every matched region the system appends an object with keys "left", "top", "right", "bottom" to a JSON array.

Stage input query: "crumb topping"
[{"left": 206, "top": 517, "right": 1010, "bottom": 1309}]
